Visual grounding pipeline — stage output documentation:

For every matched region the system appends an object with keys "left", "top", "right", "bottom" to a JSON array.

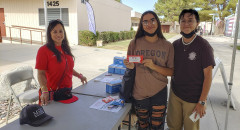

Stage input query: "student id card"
[{"left": 127, "top": 55, "right": 143, "bottom": 63}]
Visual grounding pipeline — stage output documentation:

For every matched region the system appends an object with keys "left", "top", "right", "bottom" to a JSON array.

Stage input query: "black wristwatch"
[{"left": 198, "top": 101, "right": 206, "bottom": 106}]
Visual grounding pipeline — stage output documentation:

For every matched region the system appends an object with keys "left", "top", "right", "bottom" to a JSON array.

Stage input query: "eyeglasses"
[
  {"left": 180, "top": 20, "right": 196, "bottom": 25},
  {"left": 142, "top": 18, "right": 156, "bottom": 26}
]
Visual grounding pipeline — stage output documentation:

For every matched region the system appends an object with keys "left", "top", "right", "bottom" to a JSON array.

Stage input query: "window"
[
  {"left": 39, "top": 8, "right": 69, "bottom": 26},
  {"left": 81, "top": 0, "right": 89, "bottom": 3},
  {"left": 132, "top": 23, "right": 138, "bottom": 27}
]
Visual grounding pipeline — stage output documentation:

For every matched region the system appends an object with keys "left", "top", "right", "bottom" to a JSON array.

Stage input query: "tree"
[
  {"left": 154, "top": 0, "right": 237, "bottom": 34},
  {"left": 195, "top": 0, "right": 237, "bottom": 34},
  {"left": 115, "top": 0, "right": 122, "bottom": 3},
  {"left": 154, "top": 0, "right": 196, "bottom": 22},
  {"left": 194, "top": 0, "right": 217, "bottom": 34},
  {"left": 208, "top": 0, "right": 237, "bottom": 34},
  {"left": 154, "top": 0, "right": 201, "bottom": 33},
  {"left": 193, "top": 0, "right": 215, "bottom": 21}
]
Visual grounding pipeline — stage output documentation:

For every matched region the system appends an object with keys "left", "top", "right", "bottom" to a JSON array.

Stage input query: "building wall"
[
  {"left": 175, "top": 25, "right": 180, "bottom": 33},
  {"left": 225, "top": 16, "right": 235, "bottom": 37},
  {"left": 131, "top": 11, "right": 141, "bottom": 18},
  {"left": 161, "top": 25, "right": 170, "bottom": 33},
  {"left": 225, "top": 15, "right": 240, "bottom": 38},
  {"left": 131, "top": 18, "right": 139, "bottom": 31},
  {"left": 131, "top": 11, "right": 141, "bottom": 31},
  {"left": 77, "top": 0, "right": 132, "bottom": 32},
  {"left": 199, "top": 22, "right": 212, "bottom": 35},
  {"left": 0, "top": 0, "right": 78, "bottom": 45},
  {"left": 171, "top": 21, "right": 180, "bottom": 33}
]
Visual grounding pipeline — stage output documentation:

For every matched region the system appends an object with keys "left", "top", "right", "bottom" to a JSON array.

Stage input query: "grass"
[
  {"left": 98, "top": 33, "right": 178, "bottom": 51},
  {"left": 230, "top": 45, "right": 240, "bottom": 50},
  {"left": 98, "top": 40, "right": 131, "bottom": 51},
  {"left": 163, "top": 33, "right": 178, "bottom": 39}
]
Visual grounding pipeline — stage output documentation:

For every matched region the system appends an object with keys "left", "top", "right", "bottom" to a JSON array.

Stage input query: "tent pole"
[
  {"left": 44, "top": 0, "right": 48, "bottom": 32},
  {"left": 224, "top": 1, "right": 240, "bottom": 130}
]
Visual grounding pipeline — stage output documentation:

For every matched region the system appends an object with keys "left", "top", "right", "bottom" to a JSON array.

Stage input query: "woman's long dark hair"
[
  {"left": 134, "top": 10, "right": 165, "bottom": 44},
  {"left": 46, "top": 19, "right": 74, "bottom": 62}
]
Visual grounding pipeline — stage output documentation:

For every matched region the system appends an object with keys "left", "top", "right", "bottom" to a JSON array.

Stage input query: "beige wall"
[
  {"left": 0, "top": 0, "right": 78, "bottom": 45},
  {"left": 131, "top": 11, "right": 141, "bottom": 31},
  {"left": 199, "top": 22, "right": 212, "bottom": 34},
  {"left": 131, "top": 18, "right": 140, "bottom": 31},
  {"left": 77, "top": 0, "right": 132, "bottom": 32},
  {"left": 131, "top": 11, "right": 141, "bottom": 18}
]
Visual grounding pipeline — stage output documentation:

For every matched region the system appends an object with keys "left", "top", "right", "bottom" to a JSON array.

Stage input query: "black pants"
[{"left": 134, "top": 87, "right": 167, "bottom": 130}]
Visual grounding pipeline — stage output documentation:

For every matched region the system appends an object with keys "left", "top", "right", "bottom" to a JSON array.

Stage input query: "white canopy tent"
[
  {"left": 225, "top": 0, "right": 240, "bottom": 130},
  {"left": 41, "top": 0, "right": 239, "bottom": 129}
]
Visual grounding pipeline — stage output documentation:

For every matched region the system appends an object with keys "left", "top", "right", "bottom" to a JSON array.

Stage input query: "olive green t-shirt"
[{"left": 127, "top": 37, "right": 174, "bottom": 100}]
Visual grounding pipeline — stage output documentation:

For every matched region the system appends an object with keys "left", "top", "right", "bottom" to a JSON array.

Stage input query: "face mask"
[
  {"left": 144, "top": 28, "right": 158, "bottom": 37},
  {"left": 180, "top": 30, "right": 195, "bottom": 38}
]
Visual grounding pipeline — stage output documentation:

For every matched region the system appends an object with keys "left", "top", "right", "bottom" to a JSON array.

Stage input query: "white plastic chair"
[{"left": 1, "top": 66, "right": 40, "bottom": 124}]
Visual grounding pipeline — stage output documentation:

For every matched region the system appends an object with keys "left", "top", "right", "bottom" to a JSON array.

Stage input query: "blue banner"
[{"left": 86, "top": 1, "right": 96, "bottom": 35}]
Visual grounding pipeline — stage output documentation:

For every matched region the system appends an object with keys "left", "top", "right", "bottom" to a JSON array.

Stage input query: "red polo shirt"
[{"left": 35, "top": 45, "right": 74, "bottom": 91}]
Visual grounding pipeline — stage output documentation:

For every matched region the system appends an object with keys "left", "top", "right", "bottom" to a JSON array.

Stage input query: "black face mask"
[
  {"left": 144, "top": 28, "right": 158, "bottom": 37},
  {"left": 180, "top": 30, "right": 196, "bottom": 38}
]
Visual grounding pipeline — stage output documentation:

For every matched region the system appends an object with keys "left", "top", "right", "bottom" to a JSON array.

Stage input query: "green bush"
[
  {"left": 101, "top": 32, "right": 111, "bottom": 43},
  {"left": 132, "top": 31, "right": 136, "bottom": 38},
  {"left": 78, "top": 30, "right": 136, "bottom": 46},
  {"left": 99, "top": 32, "right": 105, "bottom": 42},
  {"left": 96, "top": 31, "right": 100, "bottom": 40},
  {"left": 130, "top": 31, "right": 136, "bottom": 39},
  {"left": 109, "top": 32, "right": 114, "bottom": 42},
  {"left": 119, "top": 31, "right": 125, "bottom": 40},
  {"left": 113, "top": 32, "right": 120, "bottom": 42},
  {"left": 78, "top": 30, "right": 97, "bottom": 46},
  {"left": 123, "top": 31, "right": 128, "bottom": 40}
]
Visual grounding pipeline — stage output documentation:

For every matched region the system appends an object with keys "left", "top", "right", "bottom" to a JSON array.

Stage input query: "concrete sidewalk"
[{"left": 0, "top": 35, "right": 240, "bottom": 130}]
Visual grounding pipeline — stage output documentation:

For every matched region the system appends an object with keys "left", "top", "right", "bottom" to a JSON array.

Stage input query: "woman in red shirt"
[{"left": 35, "top": 20, "right": 87, "bottom": 105}]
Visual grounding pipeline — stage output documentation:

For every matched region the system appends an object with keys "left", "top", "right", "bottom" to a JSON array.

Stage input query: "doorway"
[{"left": 0, "top": 8, "right": 6, "bottom": 37}]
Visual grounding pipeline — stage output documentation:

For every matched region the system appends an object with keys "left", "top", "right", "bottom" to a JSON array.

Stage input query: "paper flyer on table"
[
  {"left": 100, "top": 77, "right": 116, "bottom": 83},
  {"left": 90, "top": 99, "right": 122, "bottom": 112},
  {"left": 94, "top": 77, "right": 115, "bottom": 83}
]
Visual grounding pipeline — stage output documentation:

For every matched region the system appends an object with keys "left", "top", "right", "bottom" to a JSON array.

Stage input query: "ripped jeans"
[{"left": 134, "top": 87, "right": 167, "bottom": 130}]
